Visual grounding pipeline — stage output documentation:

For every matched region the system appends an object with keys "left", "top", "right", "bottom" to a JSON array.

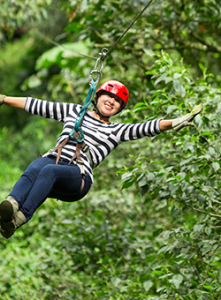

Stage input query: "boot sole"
[
  {"left": 0, "top": 201, "right": 14, "bottom": 222},
  {"left": 0, "top": 226, "right": 15, "bottom": 239}
]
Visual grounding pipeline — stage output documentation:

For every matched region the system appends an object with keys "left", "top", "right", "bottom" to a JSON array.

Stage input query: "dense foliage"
[{"left": 1, "top": 1, "right": 221, "bottom": 299}]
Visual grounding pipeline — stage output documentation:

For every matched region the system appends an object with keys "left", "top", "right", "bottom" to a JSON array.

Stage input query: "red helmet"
[{"left": 96, "top": 80, "right": 129, "bottom": 108}]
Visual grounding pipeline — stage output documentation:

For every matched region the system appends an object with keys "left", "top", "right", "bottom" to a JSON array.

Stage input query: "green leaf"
[
  {"left": 161, "top": 230, "right": 171, "bottom": 239},
  {"left": 121, "top": 172, "right": 133, "bottom": 181},
  {"left": 36, "top": 46, "right": 63, "bottom": 69},
  {"left": 147, "top": 172, "right": 155, "bottom": 181},
  {"left": 140, "top": 184, "right": 149, "bottom": 196},
  {"left": 173, "top": 73, "right": 182, "bottom": 79},
  {"left": 111, "top": 277, "right": 121, "bottom": 287},
  {"left": 121, "top": 181, "right": 134, "bottom": 189},
  {"left": 143, "top": 48, "right": 154, "bottom": 57},
  {"left": 199, "top": 63, "right": 207, "bottom": 74},
  {"left": 201, "top": 132, "right": 213, "bottom": 136},
  {"left": 26, "top": 75, "right": 42, "bottom": 89},
  {"left": 65, "top": 23, "right": 86, "bottom": 33},
  {"left": 123, "top": 118, "right": 137, "bottom": 123},
  {"left": 36, "top": 41, "right": 90, "bottom": 70},
  {"left": 209, "top": 147, "right": 215, "bottom": 157},
  {"left": 158, "top": 245, "right": 169, "bottom": 254},
  {"left": 120, "top": 286, "right": 128, "bottom": 293},
  {"left": 138, "top": 176, "right": 147, "bottom": 187},
  {"left": 134, "top": 102, "right": 146, "bottom": 109},
  {"left": 62, "top": 219, "right": 72, "bottom": 224},
  {"left": 212, "top": 162, "right": 220, "bottom": 172},
  {"left": 143, "top": 280, "right": 153, "bottom": 292},
  {"left": 173, "top": 79, "right": 186, "bottom": 97},
  {"left": 167, "top": 105, "right": 177, "bottom": 114},
  {"left": 193, "top": 224, "right": 204, "bottom": 233},
  {"left": 162, "top": 52, "right": 173, "bottom": 66},
  {"left": 152, "top": 90, "right": 165, "bottom": 97},
  {"left": 180, "top": 157, "right": 194, "bottom": 166},
  {"left": 176, "top": 172, "right": 186, "bottom": 180},
  {"left": 170, "top": 274, "right": 183, "bottom": 289},
  {"left": 155, "top": 73, "right": 168, "bottom": 85},
  {"left": 205, "top": 227, "right": 212, "bottom": 236},
  {"left": 134, "top": 107, "right": 148, "bottom": 113}
]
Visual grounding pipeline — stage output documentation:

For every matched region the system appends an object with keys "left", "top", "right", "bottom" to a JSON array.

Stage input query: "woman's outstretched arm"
[
  {"left": 2, "top": 96, "right": 27, "bottom": 110},
  {"left": 159, "top": 120, "right": 173, "bottom": 132}
]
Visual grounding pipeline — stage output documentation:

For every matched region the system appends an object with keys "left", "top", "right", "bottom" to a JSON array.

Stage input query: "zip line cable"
[
  {"left": 34, "top": 30, "right": 97, "bottom": 60},
  {"left": 35, "top": 0, "right": 154, "bottom": 62},
  {"left": 103, "top": 0, "right": 155, "bottom": 59}
]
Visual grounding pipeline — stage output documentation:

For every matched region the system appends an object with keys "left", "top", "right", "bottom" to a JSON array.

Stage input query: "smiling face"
[{"left": 96, "top": 92, "right": 122, "bottom": 118}]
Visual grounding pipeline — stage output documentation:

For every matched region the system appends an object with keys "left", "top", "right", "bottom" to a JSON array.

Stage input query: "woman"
[{"left": 0, "top": 80, "right": 202, "bottom": 239}]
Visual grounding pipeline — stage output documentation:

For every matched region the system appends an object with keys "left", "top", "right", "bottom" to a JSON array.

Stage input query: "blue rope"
[{"left": 69, "top": 71, "right": 101, "bottom": 143}]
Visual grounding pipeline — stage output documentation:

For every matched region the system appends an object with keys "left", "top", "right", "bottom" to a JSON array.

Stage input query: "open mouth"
[{"left": 104, "top": 104, "right": 113, "bottom": 110}]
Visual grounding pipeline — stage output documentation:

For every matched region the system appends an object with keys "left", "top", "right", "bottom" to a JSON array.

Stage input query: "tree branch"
[
  {"left": 176, "top": 199, "right": 221, "bottom": 219},
  {"left": 190, "top": 31, "right": 221, "bottom": 53},
  {"left": 210, "top": 198, "right": 221, "bottom": 206}
]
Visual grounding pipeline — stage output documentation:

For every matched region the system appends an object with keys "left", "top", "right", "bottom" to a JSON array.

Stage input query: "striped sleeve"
[
  {"left": 115, "top": 119, "right": 162, "bottom": 142},
  {"left": 25, "top": 97, "right": 73, "bottom": 122}
]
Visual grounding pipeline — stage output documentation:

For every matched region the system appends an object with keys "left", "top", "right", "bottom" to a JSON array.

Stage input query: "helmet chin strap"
[{"left": 92, "top": 101, "right": 110, "bottom": 121}]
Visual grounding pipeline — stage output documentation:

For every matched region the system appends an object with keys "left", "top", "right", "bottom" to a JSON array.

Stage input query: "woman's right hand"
[{"left": 0, "top": 94, "right": 6, "bottom": 106}]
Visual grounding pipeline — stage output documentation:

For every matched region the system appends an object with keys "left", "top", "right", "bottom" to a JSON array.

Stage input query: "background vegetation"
[{"left": 0, "top": 0, "right": 221, "bottom": 299}]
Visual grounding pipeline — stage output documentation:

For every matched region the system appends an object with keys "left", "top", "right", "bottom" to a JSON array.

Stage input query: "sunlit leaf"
[
  {"left": 170, "top": 274, "right": 183, "bottom": 289},
  {"left": 143, "top": 280, "right": 153, "bottom": 292}
]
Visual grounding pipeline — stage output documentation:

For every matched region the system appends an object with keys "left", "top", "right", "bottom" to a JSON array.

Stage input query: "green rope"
[{"left": 69, "top": 70, "right": 101, "bottom": 143}]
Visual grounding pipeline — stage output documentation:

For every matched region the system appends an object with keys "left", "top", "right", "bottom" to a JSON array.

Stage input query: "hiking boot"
[
  {"left": 0, "top": 197, "right": 26, "bottom": 239},
  {"left": 0, "top": 211, "right": 26, "bottom": 239},
  {"left": 0, "top": 196, "right": 19, "bottom": 222}
]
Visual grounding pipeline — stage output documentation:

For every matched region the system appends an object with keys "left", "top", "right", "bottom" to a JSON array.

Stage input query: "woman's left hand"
[{"left": 172, "top": 105, "right": 202, "bottom": 132}]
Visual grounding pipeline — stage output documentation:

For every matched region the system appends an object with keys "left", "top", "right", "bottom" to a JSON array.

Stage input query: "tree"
[{"left": 1, "top": 1, "right": 221, "bottom": 299}]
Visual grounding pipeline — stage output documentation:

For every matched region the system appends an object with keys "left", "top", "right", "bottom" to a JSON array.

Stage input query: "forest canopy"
[{"left": 0, "top": 1, "right": 221, "bottom": 299}]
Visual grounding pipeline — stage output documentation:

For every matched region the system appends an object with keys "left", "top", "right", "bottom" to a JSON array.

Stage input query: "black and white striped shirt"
[{"left": 25, "top": 98, "right": 162, "bottom": 182}]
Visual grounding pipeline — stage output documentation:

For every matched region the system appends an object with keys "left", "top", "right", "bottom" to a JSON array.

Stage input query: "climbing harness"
[{"left": 48, "top": 48, "right": 108, "bottom": 188}]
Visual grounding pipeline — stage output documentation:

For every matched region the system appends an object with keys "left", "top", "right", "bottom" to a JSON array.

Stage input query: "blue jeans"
[{"left": 8, "top": 156, "right": 92, "bottom": 221}]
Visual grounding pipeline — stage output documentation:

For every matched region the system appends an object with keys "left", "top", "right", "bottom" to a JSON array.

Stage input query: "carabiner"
[
  {"left": 94, "top": 48, "right": 108, "bottom": 73},
  {"left": 99, "top": 48, "right": 108, "bottom": 61},
  {"left": 89, "top": 69, "right": 101, "bottom": 86}
]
